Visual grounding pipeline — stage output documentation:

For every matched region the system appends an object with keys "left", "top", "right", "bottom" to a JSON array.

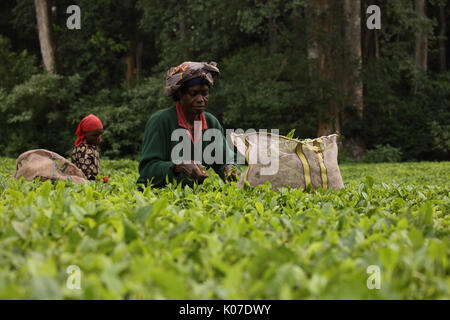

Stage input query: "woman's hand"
[
  {"left": 94, "top": 175, "right": 109, "bottom": 183},
  {"left": 173, "top": 161, "right": 209, "bottom": 182},
  {"left": 224, "top": 165, "right": 240, "bottom": 182}
]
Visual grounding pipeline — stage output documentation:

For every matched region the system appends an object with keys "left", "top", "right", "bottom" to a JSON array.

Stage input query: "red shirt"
[{"left": 176, "top": 102, "right": 208, "bottom": 144}]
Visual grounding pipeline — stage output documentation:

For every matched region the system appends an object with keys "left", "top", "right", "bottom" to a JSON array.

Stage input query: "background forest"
[{"left": 0, "top": 0, "right": 449, "bottom": 162}]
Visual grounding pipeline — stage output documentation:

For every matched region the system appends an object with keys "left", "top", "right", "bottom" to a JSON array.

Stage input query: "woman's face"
[
  {"left": 84, "top": 128, "right": 104, "bottom": 146},
  {"left": 179, "top": 84, "right": 210, "bottom": 115}
]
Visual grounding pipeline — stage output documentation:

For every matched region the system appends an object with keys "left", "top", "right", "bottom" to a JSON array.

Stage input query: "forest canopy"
[{"left": 0, "top": 0, "right": 449, "bottom": 161}]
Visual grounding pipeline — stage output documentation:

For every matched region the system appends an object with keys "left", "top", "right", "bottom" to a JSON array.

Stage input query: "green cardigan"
[{"left": 137, "top": 106, "right": 238, "bottom": 188}]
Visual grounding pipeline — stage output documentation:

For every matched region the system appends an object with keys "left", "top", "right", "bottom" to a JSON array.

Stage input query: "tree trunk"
[
  {"left": 374, "top": 29, "right": 380, "bottom": 58},
  {"left": 292, "top": 6, "right": 302, "bottom": 50},
  {"left": 342, "top": 0, "right": 365, "bottom": 159},
  {"left": 126, "top": 37, "right": 137, "bottom": 89},
  {"left": 415, "top": 0, "right": 428, "bottom": 72},
  {"left": 34, "top": 0, "right": 55, "bottom": 74},
  {"left": 178, "top": 9, "right": 190, "bottom": 59},
  {"left": 126, "top": 31, "right": 144, "bottom": 88},
  {"left": 307, "top": 0, "right": 340, "bottom": 137},
  {"left": 179, "top": 10, "right": 186, "bottom": 39},
  {"left": 269, "top": 17, "right": 277, "bottom": 54},
  {"left": 363, "top": 24, "right": 379, "bottom": 63},
  {"left": 439, "top": 4, "right": 447, "bottom": 73},
  {"left": 136, "top": 40, "right": 143, "bottom": 81},
  {"left": 344, "top": 0, "right": 363, "bottom": 118}
]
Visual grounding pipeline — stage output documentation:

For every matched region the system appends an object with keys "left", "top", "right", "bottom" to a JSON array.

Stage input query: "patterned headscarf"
[{"left": 165, "top": 61, "right": 220, "bottom": 96}]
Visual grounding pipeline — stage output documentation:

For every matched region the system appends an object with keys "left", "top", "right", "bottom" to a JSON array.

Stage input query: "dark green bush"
[
  {"left": 68, "top": 74, "right": 169, "bottom": 158},
  {"left": 0, "top": 74, "right": 82, "bottom": 157},
  {"left": 0, "top": 35, "right": 38, "bottom": 91},
  {"left": 363, "top": 144, "right": 403, "bottom": 163},
  {"left": 429, "top": 121, "right": 450, "bottom": 157},
  {"left": 363, "top": 58, "right": 450, "bottom": 161},
  {"left": 210, "top": 45, "right": 320, "bottom": 138}
]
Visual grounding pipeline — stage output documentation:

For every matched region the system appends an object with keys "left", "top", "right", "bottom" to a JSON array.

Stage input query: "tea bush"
[{"left": 0, "top": 158, "right": 448, "bottom": 299}]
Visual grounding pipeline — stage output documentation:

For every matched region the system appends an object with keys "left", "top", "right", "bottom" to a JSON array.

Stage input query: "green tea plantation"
[{"left": 0, "top": 157, "right": 449, "bottom": 299}]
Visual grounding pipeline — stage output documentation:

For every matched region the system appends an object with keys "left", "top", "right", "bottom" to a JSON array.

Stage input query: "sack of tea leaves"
[
  {"left": 230, "top": 132, "right": 344, "bottom": 191},
  {"left": 13, "top": 149, "right": 87, "bottom": 183}
]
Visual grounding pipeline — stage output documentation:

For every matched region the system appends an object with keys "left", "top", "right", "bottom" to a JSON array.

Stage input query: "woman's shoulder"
[
  {"left": 149, "top": 106, "right": 176, "bottom": 120},
  {"left": 73, "top": 141, "right": 87, "bottom": 152},
  {"left": 203, "top": 111, "right": 222, "bottom": 128},
  {"left": 145, "top": 106, "right": 177, "bottom": 127}
]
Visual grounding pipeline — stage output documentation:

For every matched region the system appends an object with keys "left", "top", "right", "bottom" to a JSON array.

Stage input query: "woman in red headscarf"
[{"left": 71, "top": 114, "right": 106, "bottom": 181}]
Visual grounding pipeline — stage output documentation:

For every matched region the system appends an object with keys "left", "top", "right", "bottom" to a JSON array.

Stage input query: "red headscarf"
[{"left": 74, "top": 114, "right": 103, "bottom": 146}]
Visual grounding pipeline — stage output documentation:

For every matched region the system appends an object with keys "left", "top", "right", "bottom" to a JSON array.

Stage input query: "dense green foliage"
[
  {"left": 0, "top": 158, "right": 448, "bottom": 299},
  {"left": 0, "top": 74, "right": 82, "bottom": 157},
  {"left": 0, "top": 0, "right": 449, "bottom": 160},
  {"left": 363, "top": 145, "right": 403, "bottom": 163}
]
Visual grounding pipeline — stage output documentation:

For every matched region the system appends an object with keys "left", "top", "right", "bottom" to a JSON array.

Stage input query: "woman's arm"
[
  {"left": 209, "top": 120, "right": 241, "bottom": 181},
  {"left": 138, "top": 114, "right": 195, "bottom": 188}
]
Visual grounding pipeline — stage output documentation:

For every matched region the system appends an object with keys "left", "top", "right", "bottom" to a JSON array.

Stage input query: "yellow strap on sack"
[
  {"left": 314, "top": 139, "right": 328, "bottom": 190},
  {"left": 243, "top": 138, "right": 251, "bottom": 183},
  {"left": 296, "top": 143, "right": 311, "bottom": 187}
]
